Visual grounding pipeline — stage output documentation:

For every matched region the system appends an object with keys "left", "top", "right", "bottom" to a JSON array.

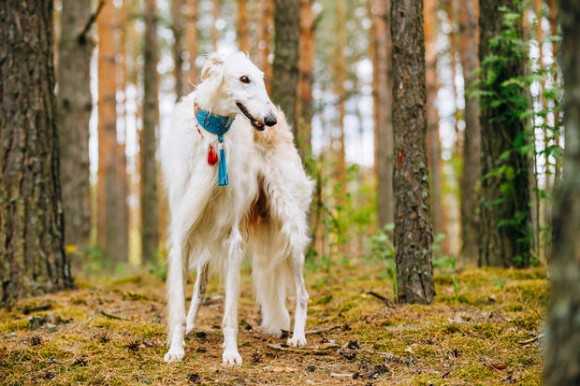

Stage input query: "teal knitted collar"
[{"left": 195, "top": 108, "right": 235, "bottom": 187}]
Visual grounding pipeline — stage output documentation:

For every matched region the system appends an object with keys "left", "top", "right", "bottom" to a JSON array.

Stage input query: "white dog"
[{"left": 160, "top": 51, "right": 313, "bottom": 366}]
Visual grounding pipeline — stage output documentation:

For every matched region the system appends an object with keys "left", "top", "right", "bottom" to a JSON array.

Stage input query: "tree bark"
[
  {"left": 0, "top": 0, "right": 73, "bottom": 305},
  {"left": 141, "top": 0, "right": 160, "bottom": 263},
  {"left": 259, "top": 0, "right": 274, "bottom": 89},
  {"left": 295, "top": 0, "right": 315, "bottom": 162},
  {"left": 391, "top": 0, "right": 435, "bottom": 304},
  {"left": 479, "top": 0, "right": 532, "bottom": 267},
  {"left": 237, "top": 0, "right": 250, "bottom": 53},
  {"left": 57, "top": 0, "right": 94, "bottom": 250},
  {"left": 544, "top": 1, "right": 580, "bottom": 384},
  {"left": 171, "top": 0, "right": 185, "bottom": 99},
  {"left": 271, "top": 0, "right": 300, "bottom": 132},
  {"left": 97, "top": 0, "right": 128, "bottom": 262},
  {"left": 456, "top": 0, "right": 481, "bottom": 264},
  {"left": 370, "top": 0, "right": 394, "bottom": 228}
]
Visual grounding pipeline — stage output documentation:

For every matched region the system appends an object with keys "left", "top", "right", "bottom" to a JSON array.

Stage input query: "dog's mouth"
[{"left": 236, "top": 102, "right": 265, "bottom": 131}]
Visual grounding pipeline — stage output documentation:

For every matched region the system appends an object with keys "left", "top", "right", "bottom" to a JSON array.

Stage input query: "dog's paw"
[
  {"left": 164, "top": 346, "right": 185, "bottom": 363},
  {"left": 287, "top": 335, "right": 307, "bottom": 347},
  {"left": 222, "top": 350, "right": 242, "bottom": 366},
  {"left": 260, "top": 324, "right": 284, "bottom": 338},
  {"left": 185, "top": 321, "right": 195, "bottom": 335}
]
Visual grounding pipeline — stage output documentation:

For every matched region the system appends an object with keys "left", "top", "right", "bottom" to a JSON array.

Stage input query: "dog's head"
[{"left": 199, "top": 52, "right": 277, "bottom": 131}]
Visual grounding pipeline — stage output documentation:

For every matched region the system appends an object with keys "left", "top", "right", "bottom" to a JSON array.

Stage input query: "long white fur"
[{"left": 161, "top": 51, "right": 314, "bottom": 366}]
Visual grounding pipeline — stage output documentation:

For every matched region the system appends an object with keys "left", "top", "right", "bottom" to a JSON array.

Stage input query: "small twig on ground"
[
  {"left": 266, "top": 342, "right": 338, "bottom": 356},
  {"left": 98, "top": 310, "right": 127, "bottom": 321},
  {"left": 78, "top": 0, "right": 105, "bottom": 43},
  {"left": 366, "top": 291, "right": 393, "bottom": 306},
  {"left": 19, "top": 303, "right": 52, "bottom": 315},
  {"left": 519, "top": 334, "right": 543, "bottom": 345},
  {"left": 306, "top": 324, "right": 343, "bottom": 335},
  {"left": 330, "top": 372, "right": 356, "bottom": 379}
]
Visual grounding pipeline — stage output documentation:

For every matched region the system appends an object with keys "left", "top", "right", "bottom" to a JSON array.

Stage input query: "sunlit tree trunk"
[
  {"left": 391, "top": 0, "right": 435, "bottom": 304},
  {"left": 57, "top": 0, "right": 94, "bottom": 250},
  {"left": 544, "top": 1, "right": 580, "bottom": 383},
  {"left": 171, "top": 0, "right": 185, "bottom": 99},
  {"left": 272, "top": 0, "right": 300, "bottom": 131},
  {"left": 237, "top": 0, "right": 250, "bottom": 53},
  {"left": 370, "top": 0, "right": 394, "bottom": 228},
  {"left": 0, "top": 0, "right": 73, "bottom": 305},
  {"left": 185, "top": 0, "right": 198, "bottom": 88},
  {"left": 295, "top": 0, "right": 315, "bottom": 162},
  {"left": 479, "top": 0, "right": 532, "bottom": 267},
  {"left": 547, "top": 0, "right": 561, "bottom": 186},
  {"left": 259, "top": 0, "right": 274, "bottom": 88},
  {"left": 456, "top": 0, "right": 481, "bottom": 264},
  {"left": 116, "top": 0, "right": 130, "bottom": 263},
  {"left": 98, "top": 0, "right": 127, "bottom": 262},
  {"left": 141, "top": 0, "right": 160, "bottom": 263},
  {"left": 424, "top": 0, "right": 445, "bottom": 249}
]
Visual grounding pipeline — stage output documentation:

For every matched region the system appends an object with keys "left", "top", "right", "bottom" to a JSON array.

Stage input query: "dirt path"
[{"left": 0, "top": 262, "right": 545, "bottom": 385}]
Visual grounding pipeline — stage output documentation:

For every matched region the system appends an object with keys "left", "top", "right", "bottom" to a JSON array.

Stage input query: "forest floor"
[{"left": 0, "top": 258, "right": 546, "bottom": 386}]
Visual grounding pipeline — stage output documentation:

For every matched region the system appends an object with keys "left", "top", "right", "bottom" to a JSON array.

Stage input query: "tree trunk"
[
  {"left": 259, "top": 0, "right": 274, "bottom": 88},
  {"left": 211, "top": 0, "right": 221, "bottom": 50},
  {"left": 116, "top": 0, "right": 130, "bottom": 263},
  {"left": 370, "top": 0, "right": 394, "bottom": 228},
  {"left": 185, "top": 0, "right": 198, "bottom": 88},
  {"left": 57, "top": 0, "right": 94, "bottom": 250},
  {"left": 295, "top": 0, "right": 315, "bottom": 162},
  {"left": 456, "top": 0, "right": 481, "bottom": 264},
  {"left": 391, "top": 0, "right": 435, "bottom": 304},
  {"left": 424, "top": 0, "right": 444, "bottom": 245},
  {"left": 0, "top": 0, "right": 73, "bottom": 305},
  {"left": 335, "top": 0, "right": 347, "bottom": 191},
  {"left": 97, "top": 0, "right": 127, "bottom": 262},
  {"left": 544, "top": 1, "right": 580, "bottom": 383},
  {"left": 171, "top": 0, "right": 185, "bottom": 99},
  {"left": 271, "top": 0, "right": 300, "bottom": 132},
  {"left": 237, "top": 0, "right": 250, "bottom": 53},
  {"left": 479, "top": 0, "right": 532, "bottom": 267},
  {"left": 141, "top": 0, "right": 160, "bottom": 263}
]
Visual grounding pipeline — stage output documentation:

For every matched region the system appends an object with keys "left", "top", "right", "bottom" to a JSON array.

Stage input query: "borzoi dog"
[{"left": 161, "top": 51, "right": 313, "bottom": 366}]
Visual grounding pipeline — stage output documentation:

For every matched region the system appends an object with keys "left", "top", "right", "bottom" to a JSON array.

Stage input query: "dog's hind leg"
[
  {"left": 253, "top": 260, "right": 290, "bottom": 337},
  {"left": 186, "top": 262, "right": 208, "bottom": 334},
  {"left": 222, "top": 226, "right": 244, "bottom": 366},
  {"left": 288, "top": 251, "right": 309, "bottom": 347}
]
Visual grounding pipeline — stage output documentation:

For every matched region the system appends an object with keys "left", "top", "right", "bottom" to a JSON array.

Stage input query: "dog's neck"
[{"left": 194, "top": 80, "right": 237, "bottom": 118}]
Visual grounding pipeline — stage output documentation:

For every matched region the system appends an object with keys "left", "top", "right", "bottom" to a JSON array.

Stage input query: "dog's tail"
[{"left": 252, "top": 255, "right": 292, "bottom": 334}]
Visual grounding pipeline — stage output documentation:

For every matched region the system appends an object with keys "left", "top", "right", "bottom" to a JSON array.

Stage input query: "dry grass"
[{"left": 0, "top": 259, "right": 546, "bottom": 385}]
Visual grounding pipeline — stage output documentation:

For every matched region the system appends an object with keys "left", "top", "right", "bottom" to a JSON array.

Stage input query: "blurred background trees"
[{"left": 1, "top": 0, "right": 566, "bottom": 300}]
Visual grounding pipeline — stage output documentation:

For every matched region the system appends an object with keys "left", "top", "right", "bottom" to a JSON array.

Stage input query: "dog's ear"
[{"left": 201, "top": 53, "right": 225, "bottom": 81}]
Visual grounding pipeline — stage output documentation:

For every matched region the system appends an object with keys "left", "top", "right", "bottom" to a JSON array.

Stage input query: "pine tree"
[
  {"left": 391, "top": 0, "right": 435, "bottom": 304},
  {"left": 0, "top": 0, "right": 73, "bottom": 305},
  {"left": 543, "top": 2, "right": 580, "bottom": 383},
  {"left": 479, "top": 0, "right": 532, "bottom": 267},
  {"left": 58, "top": 0, "right": 96, "bottom": 250},
  {"left": 141, "top": 0, "right": 160, "bottom": 263}
]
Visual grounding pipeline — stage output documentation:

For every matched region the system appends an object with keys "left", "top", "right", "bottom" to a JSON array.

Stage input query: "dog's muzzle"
[{"left": 236, "top": 102, "right": 266, "bottom": 131}]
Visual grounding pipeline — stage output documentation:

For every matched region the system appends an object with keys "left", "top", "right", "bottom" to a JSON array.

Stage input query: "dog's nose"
[{"left": 264, "top": 113, "right": 277, "bottom": 127}]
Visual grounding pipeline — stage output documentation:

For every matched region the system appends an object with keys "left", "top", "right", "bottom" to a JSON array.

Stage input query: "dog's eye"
[{"left": 240, "top": 75, "right": 251, "bottom": 84}]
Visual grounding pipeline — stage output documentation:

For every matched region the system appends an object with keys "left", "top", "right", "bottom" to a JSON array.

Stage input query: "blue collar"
[
  {"left": 195, "top": 108, "right": 234, "bottom": 187},
  {"left": 195, "top": 109, "right": 235, "bottom": 142}
]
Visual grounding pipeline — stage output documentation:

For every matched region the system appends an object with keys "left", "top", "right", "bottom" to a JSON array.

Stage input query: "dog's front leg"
[
  {"left": 222, "top": 227, "right": 243, "bottom": 366},
  {"left": 164, "top": 241, "right": 186, "bottom": 362}
]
